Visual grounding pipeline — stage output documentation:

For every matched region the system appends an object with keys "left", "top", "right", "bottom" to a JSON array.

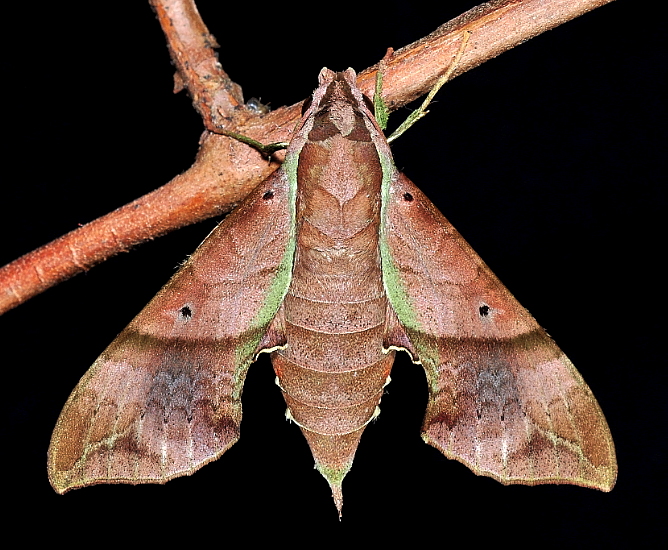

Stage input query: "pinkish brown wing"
[
  {"left": 48, "top": 169, "right": 295, "bottom": 493},
  {"left": 381, "top": 172, "right": 616, "bottom": 491}
]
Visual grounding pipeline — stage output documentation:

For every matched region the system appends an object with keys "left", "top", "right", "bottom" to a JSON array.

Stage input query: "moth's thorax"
[{"left": 291, "top": 130, "right": 384, "bottom": 301}]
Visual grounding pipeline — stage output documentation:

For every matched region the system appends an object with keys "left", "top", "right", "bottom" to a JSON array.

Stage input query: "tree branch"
[{"left": 0, "top": 0, "right": 615, "bottom": 315}]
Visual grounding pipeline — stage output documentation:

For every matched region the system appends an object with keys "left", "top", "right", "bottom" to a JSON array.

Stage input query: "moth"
[{"left": 48, "top": 68, "right": 617, "bottom": 513}]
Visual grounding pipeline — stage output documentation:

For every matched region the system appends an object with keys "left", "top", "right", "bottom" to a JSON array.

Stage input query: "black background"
[{"left": 2, "top": 1, "right": 664, "bottom": 545}]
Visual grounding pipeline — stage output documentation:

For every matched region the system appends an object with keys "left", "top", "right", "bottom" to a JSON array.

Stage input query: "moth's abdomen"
[
  {"left": 270, "top": 292, "right": 393, "bottom": 509},
  {"left": 272, "top": 295, "right": 393, "bottom": 427},
  {"left": 270, "top": 229, "right": 393, "bottom": 508}
]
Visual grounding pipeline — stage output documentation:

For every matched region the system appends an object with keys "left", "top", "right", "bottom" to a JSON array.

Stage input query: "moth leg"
[
  {"left": 218, "top": 129, "right": 288, "bottom": 157},
  {"left": 383, "top": 30, "right": 471, "bottom": 143}
]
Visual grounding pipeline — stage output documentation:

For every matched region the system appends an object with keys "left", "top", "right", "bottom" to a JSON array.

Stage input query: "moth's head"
[
  {"left": 298, "top": 68, "right": 376, "bottom": 140},
  {"left": 301, "top": 68, "right": 371, "bottom": 113}
]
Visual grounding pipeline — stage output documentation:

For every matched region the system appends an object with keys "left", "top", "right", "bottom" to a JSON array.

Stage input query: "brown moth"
[{"left": 48, "top": 68, "right": 617, "bottom": 514}]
